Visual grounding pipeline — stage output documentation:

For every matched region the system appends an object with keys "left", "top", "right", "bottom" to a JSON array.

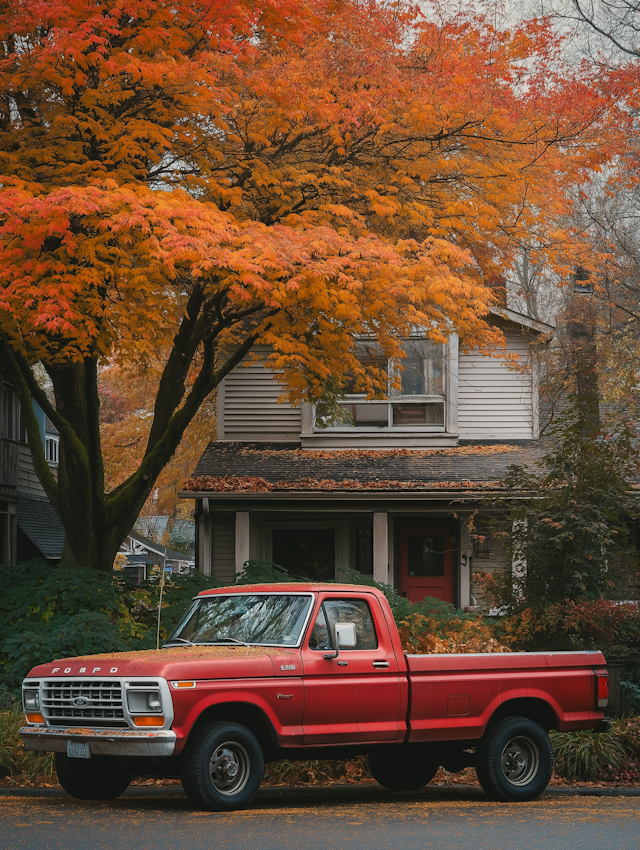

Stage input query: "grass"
[
  {"left": 551, "top": 717, "right": 640, "bottom": 783},
  {"left": 0, "top": 707, "right": 56, "bottom": 786},
  {"left": 550, "top": 729, "right": 628, "bottom": 781}
]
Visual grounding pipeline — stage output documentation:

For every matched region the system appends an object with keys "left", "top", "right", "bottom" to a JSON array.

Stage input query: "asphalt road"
[{"left": 2, "top": 785, "right": 640, "bottom": 850}]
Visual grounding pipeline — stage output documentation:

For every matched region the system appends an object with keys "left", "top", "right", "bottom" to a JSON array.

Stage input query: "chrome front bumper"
[{"left": 19, "top": 726, "right": 177, "bottom": 757}]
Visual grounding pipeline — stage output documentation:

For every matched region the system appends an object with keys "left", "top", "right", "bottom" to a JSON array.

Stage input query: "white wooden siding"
[
  {"left": 221, "top": 330, "right": 539, "bottom": 444},
  {"left": 212, "top": 517, "right": 236, "bottom": 586},
  {"left": 221, "top": 361, "right": 301, "bottom": 442},
  {"left": 17, "top": 444, "right": 48, "bottom": 498},
  {"left": 457, "top": 330, "right": 537, "bottom": 440}
]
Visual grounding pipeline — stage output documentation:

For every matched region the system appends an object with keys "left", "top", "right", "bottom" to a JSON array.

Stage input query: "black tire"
[
  {"left": 476, "top": 716, "right": 553, "bottom": 802},
  {"left": 367, "top": 747, "right": 438, "bottom": 791},
  {"left": 55, "top": 753, "right": 132, "bottom": 801},
  {"left": 181, "top": 721, "right": 264, "bottom": 812}
]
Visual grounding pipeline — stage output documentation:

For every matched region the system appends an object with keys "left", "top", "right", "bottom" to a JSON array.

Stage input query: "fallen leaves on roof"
[
  {"left": 235, "top": 445, "right": 523, "bottom": 460},
  {"left": 182, "top": 475, "right": 504, "bottom": 493}
]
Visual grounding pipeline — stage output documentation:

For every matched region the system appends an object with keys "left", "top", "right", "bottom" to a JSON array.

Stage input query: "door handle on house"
[{"left": 372, "top": 660, "right": 390, "bottom": 668}]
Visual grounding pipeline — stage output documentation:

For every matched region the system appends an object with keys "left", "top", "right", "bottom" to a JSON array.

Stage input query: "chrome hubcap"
[
  {"left": 209, "top": 741, "right": 250, "bottom": 796},
  {"left": 500, "top": 735, "right": 540, "bottom": 787}
]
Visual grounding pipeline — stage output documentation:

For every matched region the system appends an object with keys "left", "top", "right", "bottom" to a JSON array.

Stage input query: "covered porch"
[{"left": 180, "top": 441, "right": 543, "bottom": 607}]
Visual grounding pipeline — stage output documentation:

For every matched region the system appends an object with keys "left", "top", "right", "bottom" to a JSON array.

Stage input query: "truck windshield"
[{"left": 165, "top": 594, "right": 313, "bottom": 648}]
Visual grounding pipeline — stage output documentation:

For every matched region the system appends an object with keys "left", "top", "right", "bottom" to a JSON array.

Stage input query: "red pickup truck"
[{"left": 20, "top": 583, "right": 609, "bottom": 810}]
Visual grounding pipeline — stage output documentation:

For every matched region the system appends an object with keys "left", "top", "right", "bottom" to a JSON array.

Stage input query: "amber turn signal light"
[
  {"left": 26, "top": 713, "right": 44, "bottom": 724},
  {"left": 133, "top": 716, "right": 165, "bottom": 727},
  {"left": 171, "top": 681, "right": 195, "bottom": 689}
]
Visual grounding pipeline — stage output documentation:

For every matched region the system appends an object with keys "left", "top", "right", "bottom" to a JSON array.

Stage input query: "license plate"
[{"left": 66, "top": 740, "right": 91, "bottom": 759}]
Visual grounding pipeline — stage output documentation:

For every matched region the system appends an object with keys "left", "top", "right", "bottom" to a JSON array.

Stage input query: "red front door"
[{"left": 398, "top": 522, "right": 454, "bottom": 604}]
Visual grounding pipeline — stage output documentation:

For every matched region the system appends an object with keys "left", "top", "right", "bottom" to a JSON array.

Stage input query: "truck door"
[{"left": 300, "top": 595, "right": 402, "bottom": 745}]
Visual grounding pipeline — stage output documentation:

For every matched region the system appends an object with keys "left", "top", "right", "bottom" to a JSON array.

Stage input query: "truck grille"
[{"left": 42, "top": 679, "right": 126, "bottom": 727}]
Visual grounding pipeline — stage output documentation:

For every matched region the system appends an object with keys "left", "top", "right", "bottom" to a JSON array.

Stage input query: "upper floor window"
[
  {"left": 315, "top": 340, "right": 446, "bottom": 431},
  {"left": 45, "top": 434, "right": 59, "bottom": 466}
]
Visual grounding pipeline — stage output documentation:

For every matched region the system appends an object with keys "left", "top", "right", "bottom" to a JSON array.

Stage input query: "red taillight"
[{"left": 596, "top": 671, "right": 609, "bottom": 709}]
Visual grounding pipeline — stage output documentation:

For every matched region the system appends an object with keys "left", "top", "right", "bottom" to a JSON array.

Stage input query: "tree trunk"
[
  {"left": 48, "top": 359, "right": 104, "bottom": 569},
  {"left": 47, "top": 358, "right": 153, "bottom": 572},
  {"left": 2, "top": 309, "right": 261, "bottom": 571}
]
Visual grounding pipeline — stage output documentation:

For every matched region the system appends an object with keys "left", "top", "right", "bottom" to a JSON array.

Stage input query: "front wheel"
[
  {"left": 476, "top": 716, "right": 553, "bottom": 802},
  {"left": 181, "top": 721, "right": 264, "bottom": 811},
  {"left": 55, "top": 753, "right": 132, "bottom": 800},
  {"left": 367, "top": 747, "right": 438, "bottom": 791}
]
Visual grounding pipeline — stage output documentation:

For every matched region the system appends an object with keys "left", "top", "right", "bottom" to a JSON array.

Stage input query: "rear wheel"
[
  {"left": 181, "top": 721, "right": 264, "bottom": 812},
  {"left": 55, "top": 753, "right": 132, "bottom": 801},
  {"left": 368, "top": 747, "right": 438, "bottom": 791},
  {"left": 476, "top": 716, "right": 553, "bottom": 802}
]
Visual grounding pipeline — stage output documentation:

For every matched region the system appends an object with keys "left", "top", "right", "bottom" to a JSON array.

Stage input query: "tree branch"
[
  {"left": 104, "top": 321, "right": 272, "bottom": 525},
  {"left": 572, "top": 0, "right": 640, "bottom": 56}
]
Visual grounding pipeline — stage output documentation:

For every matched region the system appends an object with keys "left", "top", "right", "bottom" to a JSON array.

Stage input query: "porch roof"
[{"left": 181, "top": 441, "right": 545, "bottom": 497}]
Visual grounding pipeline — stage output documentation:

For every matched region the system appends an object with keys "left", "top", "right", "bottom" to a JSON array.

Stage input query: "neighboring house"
[
  {"left": 118, "top": 530, "right": 195, "bottom": 584},
  {"left": 133, "top": 514, "right": 196, "bottom": 556},
  {"left": 0, "top": 369, "right": 64, "bottom": 564},
  {"left": 181, "top": 308, "right": 553, "bottom": 608}
]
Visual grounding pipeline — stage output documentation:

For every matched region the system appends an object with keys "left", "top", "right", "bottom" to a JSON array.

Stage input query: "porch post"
[
  {"left": 459, "top": 514, "right": 472, "bottom": 609},
  {"left": 200, "top": 498, "right": 211, "bottom": 576},
  {"left": 373, "top": 512, "right": 389, "bottom": 585},
  {"left": 235, "top": 511, "right": 250, "bottom": 574}
]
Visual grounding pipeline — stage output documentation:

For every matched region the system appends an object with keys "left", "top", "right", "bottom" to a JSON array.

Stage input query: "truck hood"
[{"left": 26, "top": 645, "right": 302, "bottom": 681}]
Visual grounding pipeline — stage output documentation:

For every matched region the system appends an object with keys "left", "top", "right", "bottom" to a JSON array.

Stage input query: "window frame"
[
  {"left": 307, "top": 597, "right": 379, "bottom": 653},
  {"left": 45, "top": 434, "right": 60, "bottom": 466},
  {"left": 167, "top": 591, "right": 316, "bottom": 649},
  {"left": 313, "top": 338, "right": 450, "bottom": 434}
]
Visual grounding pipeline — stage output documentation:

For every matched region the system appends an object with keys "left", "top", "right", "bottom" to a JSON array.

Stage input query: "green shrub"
[
  {"left": 3, "top": 612, "right": 129, "bottom": 689},
  {"left": 0, "top": 706, "right": 55, "bottom": 785},
  {"left": 612, "top": 717, "right": 640, "bottom": 759},
  {"left": 136, "top": 568, "right": 222, "bottom": 640},
  {"left": 0, "top": 561, "right": 221, "bottom": 693},
  {"left": 236, "top": 560, "right": 299, "bottom": 585},
  {"left": 498, "top": 600, "right": 640, "bottom": 653},
  {"left": 479, "top": 403, "right": 640, "bottom": 613},
  {"left": 551, "top": 728, "right": 628, "bottom": 782}
]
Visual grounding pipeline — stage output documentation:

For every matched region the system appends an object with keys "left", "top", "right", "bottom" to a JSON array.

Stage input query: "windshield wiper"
[
  {"left": 164, "top": 637, "right": 194, "bottom": 646},
  {"left": 195, "top": 638, "right": 250, "bottom": 646}
]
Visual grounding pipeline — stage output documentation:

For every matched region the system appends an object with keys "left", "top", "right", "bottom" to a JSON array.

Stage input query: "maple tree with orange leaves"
[{"left": 0, "top": 0, "right": 629, "bottom": 570}]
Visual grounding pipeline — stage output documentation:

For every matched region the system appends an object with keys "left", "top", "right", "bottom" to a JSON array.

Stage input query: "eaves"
[{"left": 178, "top": 489, "right": 513, "bottom": 502}]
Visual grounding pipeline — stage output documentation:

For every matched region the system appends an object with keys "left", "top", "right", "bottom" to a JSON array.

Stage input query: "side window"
[{"left": 308, "top": 599, "right": 378, "bottom": 651}]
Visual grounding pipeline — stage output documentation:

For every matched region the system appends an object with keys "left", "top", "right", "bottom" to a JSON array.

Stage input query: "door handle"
[{"left": 372, "top": 660, "right": 390, "bottom": 668}]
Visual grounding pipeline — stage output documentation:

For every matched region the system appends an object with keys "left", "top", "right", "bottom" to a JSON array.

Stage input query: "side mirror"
[
  {"left": 335, "top": 622, "right": 357, "bottom": 648},
  {"left": 323, "top": 622, "right": 357, "bottom": 659}
]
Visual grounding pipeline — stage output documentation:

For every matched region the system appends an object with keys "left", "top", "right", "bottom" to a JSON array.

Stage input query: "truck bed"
[{"left": 405, "top": 650, "right": 606, "bottom": 741}]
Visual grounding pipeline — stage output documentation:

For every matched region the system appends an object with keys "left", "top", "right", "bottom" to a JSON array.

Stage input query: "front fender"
[{"left": 170, "top": 677, "right": 304, "bottom": 754}]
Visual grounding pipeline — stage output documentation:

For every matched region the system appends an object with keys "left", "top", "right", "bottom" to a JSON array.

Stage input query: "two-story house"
[
  {"left": 0, "top": 368, "right": 64, "bottom": 564},
  {"left": 181, "top": 308, "right": 553, "bottom": 608}
]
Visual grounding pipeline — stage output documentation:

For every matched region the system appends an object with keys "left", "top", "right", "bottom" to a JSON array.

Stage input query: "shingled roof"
[
  {"left": 17, "top": 494, "right": 64, "bottom": 559},
  {"left": 182, "top": 441, "right": 546, "bottom": 495}
]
